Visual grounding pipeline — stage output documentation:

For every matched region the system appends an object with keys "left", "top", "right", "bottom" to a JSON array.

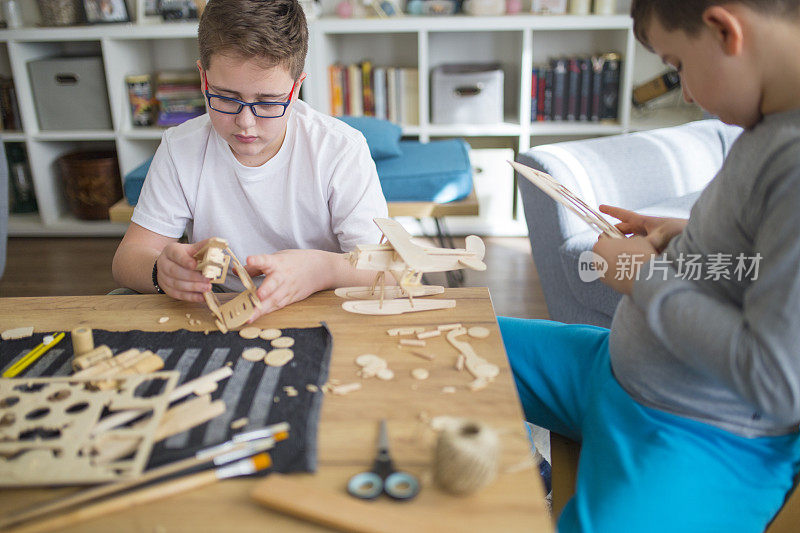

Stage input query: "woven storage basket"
[
  {"left": 37, "top": 0, "right": 83, "bottom": 26},
  {"left": 58, "top": 151, "right": 123, "bottom": 220}
]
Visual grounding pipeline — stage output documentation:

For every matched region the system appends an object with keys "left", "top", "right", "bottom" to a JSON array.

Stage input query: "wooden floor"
[{"left": 0, "top": 237, "right": 549, "bottom": 319}]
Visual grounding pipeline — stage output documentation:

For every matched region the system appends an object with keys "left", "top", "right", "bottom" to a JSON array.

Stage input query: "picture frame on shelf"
[{"left": 82, "top": 0, "right": 131, "bottom": 23}]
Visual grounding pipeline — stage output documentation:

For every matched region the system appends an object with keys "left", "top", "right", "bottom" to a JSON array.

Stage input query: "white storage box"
[{"left": 432, "top": 64, "right": 504, "bottom": 125}]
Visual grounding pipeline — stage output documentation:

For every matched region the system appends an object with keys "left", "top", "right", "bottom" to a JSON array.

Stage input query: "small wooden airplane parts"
[
  {"left": 194, "top": 238, "right": 262, "bottom": 333},
  {"left": 336, "top": 218, "right": 487, "bottom": 315},
  {"left": 509, "top": 160, "right": 625, "bottom": 239}
]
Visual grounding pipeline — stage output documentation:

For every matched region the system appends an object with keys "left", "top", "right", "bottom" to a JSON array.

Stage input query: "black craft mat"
[{"left": 0, "top": 326, "right": 332, "bottom": 474}]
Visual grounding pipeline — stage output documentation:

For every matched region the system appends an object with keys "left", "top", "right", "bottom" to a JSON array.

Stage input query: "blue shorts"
[{"left": 499, "top": 317, "right": 800, "bottom": 533}]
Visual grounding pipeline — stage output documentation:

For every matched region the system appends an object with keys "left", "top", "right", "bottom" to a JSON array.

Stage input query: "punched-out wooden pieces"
[
  {"left": 411, "top": 368, "right": 430, "bottom": 380},
  {"left": 417, "top": 330, "right": 441, "bottom": 340},
  {"left": 265, "top": 349, "right": 294, "bottom": 367},
  {"left": 1, "top": 326, "right": 33, "bottom": 340},
  {"left": 71, "top": 326, "right": 94, "bottom": 356},
  {"left": 271, "top": 337, "right": 295, "bottom": 349},
  {"left": 306, "top": 384, "right": 319, "bottom": 393},
  {"left": 469, "top": 378, "right": 489, "bottom": 392},
  {"left": 442, "top": 386, "right": 457, "bottom": 394},
  {"left": 331, "top": 382, "right": 362, "bottom": 395},
  {"left": 355, "top": 354, "right": 388, "bottom": 378},
  {"left": 259, "top": 328, "right": 282, "bottom": 340},
  {"left": 376, "top": 368, "right": 395, "bottom": 381},
  {"left": 446, "top": 328, "right": 500, "bottom": 381},
  {"left": 438, "top": 323, "right": 462, "bottom": 332},
  {"left": 283, "top": 386, "right": 298, "bottom": 397},
  {"left": 467, "top": 326, "right": 490, "bottom": 339},
  {"left": 387, "top": 327, "right": 426, "bottom": 336},
  {"left": 239, "top": 326, "right": 261, "bottom": 340},
  {"left": 242, "top": 347, "right": 267, "bottom": 362},
  {"left": 355, "top": 354, "right": 384, "bottom": 367},
  {"left": 231, "top": 417, "right": 249, "bottom": 430},
  {"left": 399, "top": 339, "right": 426, "bottom": 347},
  {"left": 158, "top": 316, "right": 170, "bottom": 324},
  {"left": 72, "top": 345, "right": 114, "bottom": 371}
]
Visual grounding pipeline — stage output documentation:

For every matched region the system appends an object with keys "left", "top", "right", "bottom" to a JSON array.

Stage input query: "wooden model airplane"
[
  {"left": 194, "top": 238, "right": 262, "bottom": 333},
  {"left": 509, "top": 160, "right": 625, "bottom": 238},
  {"left": 336, "top": 218, "right": 487, "bottom": 315}
]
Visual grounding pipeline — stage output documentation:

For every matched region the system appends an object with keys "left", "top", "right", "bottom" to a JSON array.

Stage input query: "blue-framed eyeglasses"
[{"left": 204, "top": 76, "right": 298, "bottom": 118}]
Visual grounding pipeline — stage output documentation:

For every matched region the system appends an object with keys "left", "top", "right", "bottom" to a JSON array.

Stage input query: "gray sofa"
[{"left": 516, "top": 119, "right": 742, "bottom": 328}]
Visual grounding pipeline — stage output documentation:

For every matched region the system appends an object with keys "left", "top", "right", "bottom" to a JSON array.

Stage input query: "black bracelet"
[{"left": 152, "top": 259, "right": 165, "bottom": 294}]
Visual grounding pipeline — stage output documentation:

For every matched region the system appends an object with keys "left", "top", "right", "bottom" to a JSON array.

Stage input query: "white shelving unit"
[
  {"left": 309, "top": 14, "right": 638, "bottom": 150},
  {"left": 309, "top": 14, "right": 700, "bottom": 235},
  {"left": 0, "top": 12, "right": 700, "bottom": 237}
]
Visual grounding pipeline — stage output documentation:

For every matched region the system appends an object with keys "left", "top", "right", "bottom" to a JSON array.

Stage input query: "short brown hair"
[
  {"left": 631, "top": 0, "right": 800, "bottom": 47},
  {"left": 198, "top": 0, "right": 308, "bottom": 80}
]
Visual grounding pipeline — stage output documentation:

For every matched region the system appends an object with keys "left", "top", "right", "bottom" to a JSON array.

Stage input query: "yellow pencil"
[{"left": 3, "top": 332, "right": 65, "bottom": 378}]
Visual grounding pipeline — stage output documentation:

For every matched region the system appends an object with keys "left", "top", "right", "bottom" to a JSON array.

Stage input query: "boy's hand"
[
  {"left": 599, "top": 205, "right": 688, "bottom": 253},
  {"left": 244, "top": 249, "right": 331, "bottom": 320},
  {"left": 155, "top": 240, "right": 213, "bottom": 303},
  {"left": 592, "top": 235, "right": 657, "bottom": 295}
]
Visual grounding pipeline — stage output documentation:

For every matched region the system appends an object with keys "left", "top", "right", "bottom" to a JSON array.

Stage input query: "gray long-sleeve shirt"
[{"left": 610, "top": 108, "right": 800, "bottom": 438}]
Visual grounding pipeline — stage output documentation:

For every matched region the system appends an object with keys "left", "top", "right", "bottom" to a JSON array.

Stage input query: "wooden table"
[{"left": 0, "top": 289, "right": 549, "bottom": 532}]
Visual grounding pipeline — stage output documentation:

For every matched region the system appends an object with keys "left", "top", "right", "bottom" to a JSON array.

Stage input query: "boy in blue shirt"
[{"left": 502, "top": 1, "right": 800, "bottom": 530}]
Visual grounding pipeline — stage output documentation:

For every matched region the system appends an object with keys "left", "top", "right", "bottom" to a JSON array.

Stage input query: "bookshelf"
[{"left": 0, "top": 9, "right": 701, "bottom": 237}]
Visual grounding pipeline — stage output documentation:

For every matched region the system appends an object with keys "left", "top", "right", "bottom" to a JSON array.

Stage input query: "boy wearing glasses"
[{"left": 113, "top": 0, "right": 387, "bottom": 317}]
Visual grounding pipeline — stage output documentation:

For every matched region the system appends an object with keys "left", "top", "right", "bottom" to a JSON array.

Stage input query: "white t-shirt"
[{"left": 132, "top": 100, "right": 388, "bottom": 291}]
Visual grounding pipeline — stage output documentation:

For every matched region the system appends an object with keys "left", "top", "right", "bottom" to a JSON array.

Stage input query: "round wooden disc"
[
  {"left": 259, "top": 328, "right": 282, "bottom": 340},
  {"left": 242, "top": 347, "right": 267, "bottom": 362},
  {"left": 239, "top": 326, "right": 261, "bottom": 340},
  {"left": 376, "top": 368, "right": 395, "bottom": 381},
  {"left": 265, "top": 348, "right": 294, "bottom": 367},
  {"left": 271, "top": 336, "right": 295, "bottom": 348},
  {"left": 411, "top": 368, "right": 429, "bottom": 380},
  {"left": 467, "top": 326, "right": 490, "bottom": 339},
  {"left": 355, "top": 354, "right": 384, "bottom": 368}
]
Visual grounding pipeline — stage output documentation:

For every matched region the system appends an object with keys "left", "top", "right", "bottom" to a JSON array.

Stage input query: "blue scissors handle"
[{"left": 347, "top": 420, "right": 420, "bottom": 501}]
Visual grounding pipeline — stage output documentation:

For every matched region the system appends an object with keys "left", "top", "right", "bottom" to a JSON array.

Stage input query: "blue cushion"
[
  {"left": 376, "top": 139, "right": 472, "bottom": 203},
  {"left": 123, "top": 157, "right": 153, "bottom": 205},
  {"left": 337, "top": 115, "right": 402, "bottom": 159}
]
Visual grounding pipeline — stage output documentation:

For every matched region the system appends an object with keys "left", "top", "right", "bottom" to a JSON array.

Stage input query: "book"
[
  {"left": 400, "top": 68, "right": 419, "bottom": 126},
  {"left": 361, "top": 61, "right": 374, "bottom": 116},
  {"left": 531, "top": 67, "right": 539, "bottom": 122},
  {"left": 373, "top": 67, "right": 387, "bottom": 120},
  {"left": 328, "top": 64, "right": 344, "bottom": 116},
  {"left": 591, "top": 55, "right": 603, "bottom": 122},
  {"left": 347, "top": 64, "right": 363, "bottom": 116},
  {"left": 599, "top": 52, "right": 621, "bottom": 121},
  {"left": 386, "top": 67, "right": 399, "bottom": 124},
  {"left": 566, "top": 57, "right": 580, "bottom": 121},
  {"left": 536, "top": 67, "right": 547, "bottom": 121},
  {"left": 542, "top": 67, "right": 554, "bottom": 121},
  {"left": 550, "top": 58, "right": 567, "bottom": 121},
  {"left": 578, "top": 57, "right": 592, "bottom": 122}
]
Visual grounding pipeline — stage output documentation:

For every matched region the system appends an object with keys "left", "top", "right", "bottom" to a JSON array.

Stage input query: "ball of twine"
[{"left": 433, "top": 419, "right": 499, "bottom": 495}]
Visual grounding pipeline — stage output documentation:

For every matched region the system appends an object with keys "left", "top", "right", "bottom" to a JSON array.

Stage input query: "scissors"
[{"left": 347, "top": 419, "right": 420, "bottom": 501}]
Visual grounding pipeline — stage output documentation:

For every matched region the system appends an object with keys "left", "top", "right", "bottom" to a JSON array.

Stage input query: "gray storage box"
[
  {"left": 28, "top": 57, "right": 112, "bottom": 131},
  {"left": 432, "top": 63, "right": 504, "bottom": 125}
]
